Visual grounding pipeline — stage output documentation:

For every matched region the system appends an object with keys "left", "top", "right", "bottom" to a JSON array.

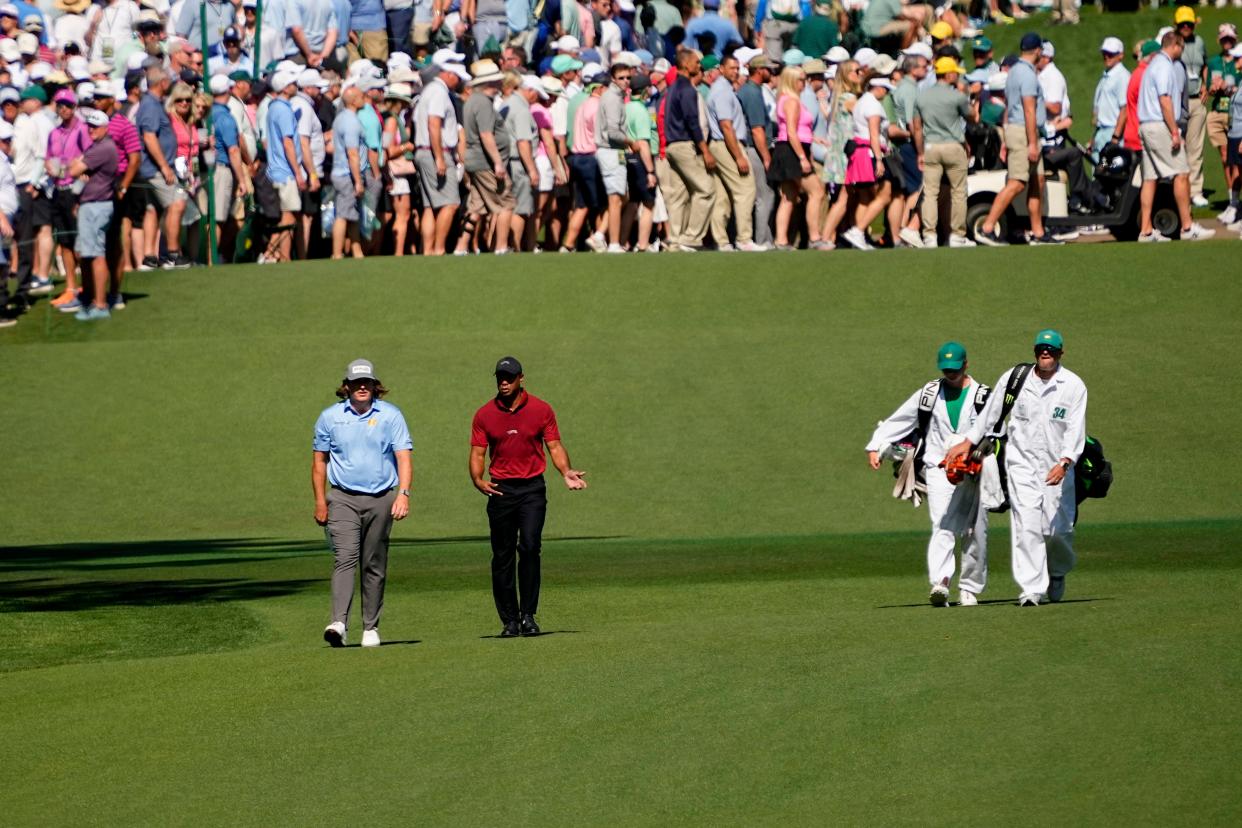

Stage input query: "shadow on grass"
[
  {"left": 337, "top": 639, "right": 422, "bottom": 648},
  {"left": 874, "top": 597, "right": 1116, "bottom": 609},
  {"left": 0, "top": 577, "right": 319, "bottom": 613},
  {"left": 477, "top": 630, "right": 581, "bottom": 639},
  {"left": 0, "top": 535, "right": 627, "bottom": 573}
]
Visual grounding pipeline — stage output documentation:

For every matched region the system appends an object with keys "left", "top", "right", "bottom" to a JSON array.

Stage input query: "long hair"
[
  {"left": 336, "top": 381, "right": 389, "bottom": 399},
  {"left": 829, "top": 60, "right": 861, "bottom": 123},
  {"left": 777, "top": 66, "right": 804, "bottom": 100}
]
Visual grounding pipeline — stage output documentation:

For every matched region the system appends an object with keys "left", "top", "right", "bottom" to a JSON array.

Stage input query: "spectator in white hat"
[
  {"left": 1092, "top": 37, "right": 1130, "bottom": 159},
  {"left": 293, "top": 67, "right": 328, "bottom": 258},
  {"left": 380, "top": 82, "right": 416, "bottom": 256},
  {"left": 66, "top": 107, "right": 118, "bottom": 321},
  {"left": 503, "top": 72, "right": 545, "bottom": 251},
  {"left": 210, "top": 73, "right": 249, "bottom": 259},
  {"left": 262, "top": 69, "right": 305, "bottom": 263},
  {"left": 413, "top": 50, "right": 466, "bottom": 256},
  {"left": 458, "top": 59, "right": 514, "bottom": 256}
]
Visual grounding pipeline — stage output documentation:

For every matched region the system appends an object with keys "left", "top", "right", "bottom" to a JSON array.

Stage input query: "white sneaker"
[
  {"left": 922, "top": 232, "right": 938, "bottom": 248},
  {"left": 586, "top": 232, "right": 607, "bottom": 253},
  {"left": 948, "top": 234, "right": 976, "bottom": 248},
  {"left": 1080, "top": 224, "right": 1111, "bottom": 236},
  {"left": 1048, "top": 576, "right": 1065, "bottom": 603},
  {"left": 361, "top": 629, "right": 381, "bottom": 647},
  {"left": 605, "top": 243, "right": 625, "bottom": 254},
  {"left": 843, "top": 226, "right": 873, "bottom": 250},
  {"left": 1191, "top": 194, "right": 1210, "bottom": 208},
  {"left": 494, "top": 248, "right": 510, "bottom": 256},
  {"left": 715, "top": 242, "right": 736, "bottom": 252},
  {"left": 899, "top": 227, "right": 924, "bottom": 248},
  {"left": 1218, "top": 205, "right": 1237, "bottom": 225},
  {"left": 1137, "top": 231, "right": 1170, "bottom": 243},
  {"left": 1180, "top": 223, "right": 1215, "bottom": 241},
  {"left": 1228, "top": 220, "right": 1242, "bottom": 233},
  {"left": 677, "top": 243, "right": 700, "bottom": 252},
  {"left": 737, "top": 240, "right": 769, "bottom": 252},
  {"left": 649, "top": 240, "right": 662, "bottom": 252},
  {"left": 929, "top": 583, "right": 950, "bottom": 607},
  {"left": 1018, "top": 593, "right": 1041, "bottom": 607},
  {"left": 323, "top": 622, "right": 346, "bottom": 648},
  {"left": 959, "top": 590, "right": 978, "bottom": 607}
]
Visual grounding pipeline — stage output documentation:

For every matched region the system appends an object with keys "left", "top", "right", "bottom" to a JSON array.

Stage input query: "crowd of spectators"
[{"left": 1, "top": 0, "right": 1241, "bottom": 329}]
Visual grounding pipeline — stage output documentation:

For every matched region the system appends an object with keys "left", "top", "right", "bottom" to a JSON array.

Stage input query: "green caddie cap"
[
  {"left": 1141, "top": 40, "right": 1161, "bottom": 57},
  {"left": 701, "top": 55, "right": 720, "bottom": 71},
  {"left": 972, "top": 36, "right": 993, "bottom": 53},
  {"left": 937, "top": 341, "right": 967, "bottom": 370},
  {"left": 1034, "top": 329, "right": 1064, "bottom": 349}
]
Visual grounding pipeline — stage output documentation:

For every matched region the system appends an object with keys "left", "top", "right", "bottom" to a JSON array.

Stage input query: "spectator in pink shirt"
[
  {"left": 95, "top": 80, "right": 141, "bottom": 309},
  {"left": 45, "top": 88, "right": 90, "bottom": 311}
]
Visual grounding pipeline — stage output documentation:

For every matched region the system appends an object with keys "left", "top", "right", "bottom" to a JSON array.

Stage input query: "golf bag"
[
  {"left": 985, "top": 363, "right": 1112, "bottom": 513},
  {"left": 889, "top": 379, "right": 991, "bottom": 506}
]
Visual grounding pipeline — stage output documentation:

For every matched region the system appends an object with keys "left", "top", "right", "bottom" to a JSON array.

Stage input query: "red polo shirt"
[{"left": 471, "top": 391, "right": 561, "bottom": 480}]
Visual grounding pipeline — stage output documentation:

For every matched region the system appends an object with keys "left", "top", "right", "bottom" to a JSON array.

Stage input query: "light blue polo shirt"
[
  {"left": 1005, "top": 59, "right": 1046, "bottom": 128},
  {"left": 313, "top": 399, "right": 413, "bottom": 494}
]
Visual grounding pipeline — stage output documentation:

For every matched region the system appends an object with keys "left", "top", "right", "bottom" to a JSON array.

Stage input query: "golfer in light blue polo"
[{"left": 312, "top": 359, "right": 413, "bottom": 648}]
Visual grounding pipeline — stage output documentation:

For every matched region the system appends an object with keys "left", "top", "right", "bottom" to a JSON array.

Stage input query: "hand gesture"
[
  {"left": 564, "top": 470, "right": 588, "bottom": 490},
  {"left": 475, "top": 478, "right": 504, "bottom": 497},
  {"left": 391, "top": 493, "right": 410, "bottom": 520}
]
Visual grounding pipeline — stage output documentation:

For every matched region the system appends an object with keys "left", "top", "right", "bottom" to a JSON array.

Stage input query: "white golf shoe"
[
  {"left": 929, "top": 583, "right": 950, "bottom": 607},
  {"left": 1018, "top": 593, "right": 1041, "bottom": 607},
  {"left": 959, "top": 590, "right": 978, "bottom": 607},
  {"left": 361, "top": 629, "right": 381, "bottom": 648},
  {"left": 323, "top": 622, "right": 346, "bottom": 648}
]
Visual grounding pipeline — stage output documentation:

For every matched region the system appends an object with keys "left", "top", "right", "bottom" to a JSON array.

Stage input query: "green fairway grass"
[{"left": 2, "top": 242, "right": 1241, "bottom": 824}]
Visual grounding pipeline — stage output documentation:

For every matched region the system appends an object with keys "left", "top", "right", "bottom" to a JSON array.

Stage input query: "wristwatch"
[
  {"left": 1058, "top": 459, "right": 1072, "bottom": 470},
  {"left": 398, "top": 488, "right": 411, "bottom": 496}
]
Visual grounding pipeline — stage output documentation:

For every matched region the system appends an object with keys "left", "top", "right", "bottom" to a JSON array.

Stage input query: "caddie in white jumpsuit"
[
  {"left": 866, "top": 342, "right": 990, "bottom": 607},
  {"left": 953, "top": 329, "right": 1087, "bottom": 606}
]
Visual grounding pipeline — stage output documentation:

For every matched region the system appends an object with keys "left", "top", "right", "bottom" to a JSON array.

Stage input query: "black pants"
[
  {"left": 486, "top": 476, "right": 547, "bottom": 624},
  {"left": 14, "top": 187, "right": 51, "bottom": 292}
]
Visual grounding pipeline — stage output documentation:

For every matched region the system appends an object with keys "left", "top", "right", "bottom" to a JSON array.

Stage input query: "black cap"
[
  {"left": 223, "top": 26, "right": 242, "bottom": 43},
  {"left": 495, "top": 356, "right": 523, "bottom": 376},
  {"left": 1019, "top": 32, "right": 1043, "bottom": 52},
  {"left": 630, "top": 72, "right": 651, "bottom": 93}
]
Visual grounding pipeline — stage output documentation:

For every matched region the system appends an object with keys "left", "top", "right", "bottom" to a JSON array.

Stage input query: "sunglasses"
[{"left": 1034, "top": 345, "right": 1060, "bottom": 355}]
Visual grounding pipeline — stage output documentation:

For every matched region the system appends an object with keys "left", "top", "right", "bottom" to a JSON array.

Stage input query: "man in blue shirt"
[
  {"left": 349, "top": 0, "right": 389, "bottom": 62},
  {"left": 264, "top": 70, "right": 305, "bottom": 262},
  {"left": 210, "top": 74, "right": 248, "bottom": 259},
  {"left": 313, "top": 359, "right": 413, "bottom": 649},
  {"left": 136, "top": 67, "right": 193, "bottom": 268},
  {"left": 976, "top": 33, "right": 1057, "bottom": 247},
  {"left": 684, "top": 0, "right": 742, "bottom": 60}
]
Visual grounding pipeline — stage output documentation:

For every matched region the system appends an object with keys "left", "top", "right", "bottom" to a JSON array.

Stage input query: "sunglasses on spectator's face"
[{"left": 1034, "top": 345, "right": 1060, "bottom": 356}]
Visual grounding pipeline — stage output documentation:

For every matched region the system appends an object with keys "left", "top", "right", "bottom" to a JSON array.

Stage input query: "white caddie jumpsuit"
[
  {"left": 967, "top": 365, "right": 1087, "bottom": 599},
  {"left": 867, "top": 380, "right": 990, "bottom": 594}
]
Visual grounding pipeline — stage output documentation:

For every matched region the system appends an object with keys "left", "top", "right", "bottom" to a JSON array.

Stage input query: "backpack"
[{"left": 984, "top": 363, "right": 1112, "bottom": 513}]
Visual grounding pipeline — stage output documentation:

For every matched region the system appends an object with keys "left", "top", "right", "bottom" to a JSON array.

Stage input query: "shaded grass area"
[
  {"left": 3, "top": 243, "right": 1240, "bottom": 548},
  {"left": 1, "top": 522, "right": 1240, "bottom": 824}
]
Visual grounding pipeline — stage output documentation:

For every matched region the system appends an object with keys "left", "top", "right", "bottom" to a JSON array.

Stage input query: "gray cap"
[
  {"left": 494, "top": 356, "right": 523, "bottom": 376},
  {"left": 344, "top": 359, "right": 377, "bottom": 381}
]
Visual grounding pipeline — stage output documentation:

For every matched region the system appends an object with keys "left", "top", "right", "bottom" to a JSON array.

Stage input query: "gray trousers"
[
  {"left": 326, "top": 487, "right": 396, "bottom": 631},
  {"left": 747, "top": 146, "right": 775, "bottom": 247}
]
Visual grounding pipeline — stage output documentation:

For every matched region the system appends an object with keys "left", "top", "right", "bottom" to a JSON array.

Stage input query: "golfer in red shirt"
[{"left": 470, "top": 356, "right": 587, "bottom": 637}]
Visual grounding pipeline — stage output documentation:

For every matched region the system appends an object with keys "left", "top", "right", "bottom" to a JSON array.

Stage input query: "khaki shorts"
[
  {"left": 347, "top": 30, "right": 389, "bottom": 63},
  {"left": 275, "top": 178, "right": 302, "bottom": 212},
  {"left": 1206, "top": 112, "right": 1229, "bottom": 149},
  {"left": 1003, "top": 123, "right": 1044, "bottom": 183},
  {"left": 465, "top": 169, "right": 516, "bottom": 215},
  {"left": 1139, "top": 122, "right": 1189, "bottom": 181}
]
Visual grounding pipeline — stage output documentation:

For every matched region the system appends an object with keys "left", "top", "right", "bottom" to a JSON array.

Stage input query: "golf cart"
[{"left": 963, "top": 145, "right": 1180, "bottom": 242}]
